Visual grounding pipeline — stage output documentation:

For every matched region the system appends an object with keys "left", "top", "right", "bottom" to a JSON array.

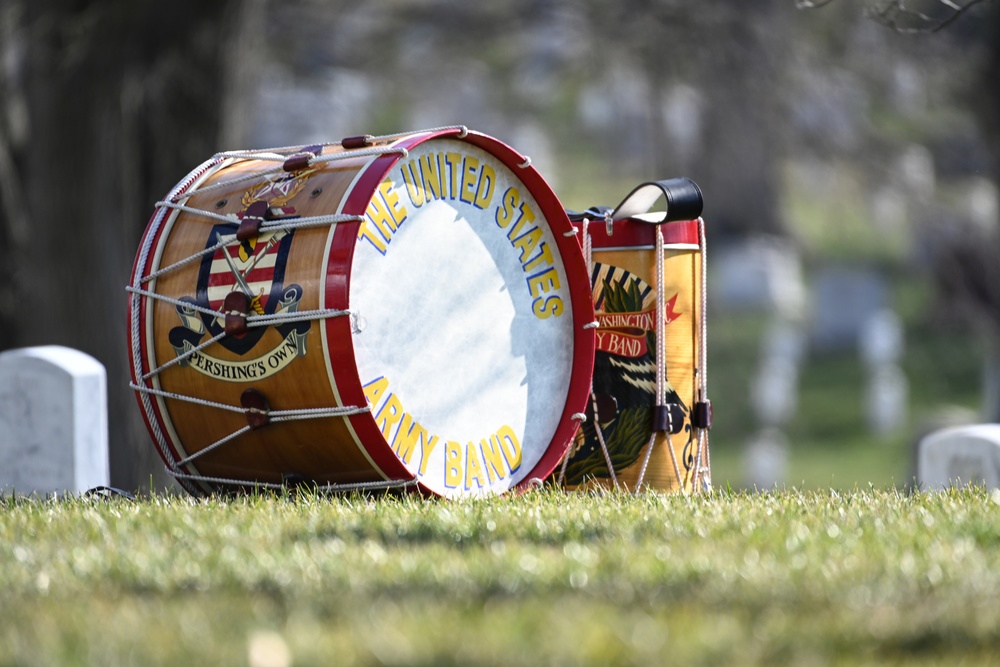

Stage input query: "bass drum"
[{"left": 127, "top": 127, "right": 595, "bottom": 498}]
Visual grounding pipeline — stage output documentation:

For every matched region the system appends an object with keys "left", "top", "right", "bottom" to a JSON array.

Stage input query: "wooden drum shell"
[{"left": 128, "top": 128, "right": 596, "bottom": 497}]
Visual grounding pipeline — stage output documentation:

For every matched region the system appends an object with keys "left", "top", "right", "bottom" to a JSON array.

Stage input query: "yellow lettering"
[
  {"left": 512, "top": 226, "right": 542, "bottom": 264},
  {"left": 495, "top": 187, "right": 519, "bottom": 229},
  {"left": 418, "top": 434, "right": 440, "bottom": 477},
  {"left": 506, "top": 203, "right": 536, "bottom": 241},
  {"left": 363, "top": 376, "right": 389, "bottom": 407},
  {"left": 532, "top": 295, "right": 564, "bottom": 319},
  {"left": 392, "top": 414, "right": 425, "bottom": 466},
  {"left": 421, "top": 154, "right": 441, "bottom": 201},
  {"left": 379, "top": 181, "right": 408, "bottom": 229},
  {"left": 464, "top": 442, "right": 487, "bottom": 490},
  {"left": 366, "top": 190, "right": 398, "bottom": 238},
  {"left": 522, "top": 241, "right": 553, "bottom": 272},
  {"left": 474, "top": 164, "right": 495, "bottom": 209},
  {"left": 480, "top": 436, "right": 506, "bottom": 483},
  {"left": 401, "top": 161, "right": 425, "bottom": 207},
  {"left": 444, "top": 440, "right": 463, "bottom": 488},
  {"left": 373, "top": 392, "right": 404, "bottom": 439},
  {"left": 460, "top": 156, "right": 480, "bottom": 205},
  {"left": 357, "top": 222, "right": 388, "bottom": 254},
  {"left": 526, "top": 266, "right": 561, "bottom": 297},
  {"left": 445, "top": 152, "right": 462, "bottom": 200},
  {"left": 497, "top": 425, "right": 522, "bottom": 473}
]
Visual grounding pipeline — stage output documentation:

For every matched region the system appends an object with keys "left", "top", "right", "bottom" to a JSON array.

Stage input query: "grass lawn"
[{"left": 3, "top": 488, "right": 1000, "bottom": 666}]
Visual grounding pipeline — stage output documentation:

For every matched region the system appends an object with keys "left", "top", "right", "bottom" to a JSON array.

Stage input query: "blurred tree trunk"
[
  {"left": 971, "top": 3, "right": 1000, "bottom": 420},
  {"left": 0, "top": 0, "right": 263, "bottom": 491},
  {"left": 690, "top": 0, "right": 790, "bottom": 238}
]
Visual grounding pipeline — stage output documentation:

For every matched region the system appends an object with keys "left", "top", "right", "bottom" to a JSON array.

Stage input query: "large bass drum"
[{"left": 128, "top": 127, "right": 595, "bottom": 498}]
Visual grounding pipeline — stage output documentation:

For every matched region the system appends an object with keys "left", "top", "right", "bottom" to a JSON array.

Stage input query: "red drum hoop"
[{"left": 127, "top": 127, "right": 595, "bottom": 497}]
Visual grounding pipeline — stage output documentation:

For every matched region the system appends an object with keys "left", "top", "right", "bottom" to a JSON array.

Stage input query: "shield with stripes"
[{"left": 195, "top": 225, "right": 294, "bottom": 355}]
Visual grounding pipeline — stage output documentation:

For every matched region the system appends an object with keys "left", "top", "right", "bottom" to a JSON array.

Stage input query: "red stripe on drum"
[{"left": 578, "top": 218, "right": 700, "bottom": 249}]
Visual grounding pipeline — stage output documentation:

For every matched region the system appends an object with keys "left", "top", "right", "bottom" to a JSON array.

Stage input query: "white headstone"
[
  {"left": 918, "top": 424, "right": 1000, "bottom": 490},
  {"left": 809, "top": 267, "right": 886, "bottom": 352},
  {"left": 865, "top": 364, "right": 908, "bottom": 436},
  {"left": 753, "top": 358, "right": 798, "bottom": 427},
  {"left": 711, "top": 237, "right": 806, "bottom": 318},
  {"left": 859, "top": 309, "right": 904, "bottom": 368},
  {"left": 0, "top": 346, "right": 109, "bottom": 495},
  {"left": 743, "top": 428, "right": 789, "bottom": 490}
]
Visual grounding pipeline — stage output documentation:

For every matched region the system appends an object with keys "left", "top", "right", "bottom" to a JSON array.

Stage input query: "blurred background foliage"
[{"left": 0, "top": 0, "right": 997, "bottom": 491}]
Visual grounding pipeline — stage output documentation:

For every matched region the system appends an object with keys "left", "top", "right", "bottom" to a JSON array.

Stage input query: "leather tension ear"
[{"left": 611, "top": 177, "right": 703, "bottom": 224}]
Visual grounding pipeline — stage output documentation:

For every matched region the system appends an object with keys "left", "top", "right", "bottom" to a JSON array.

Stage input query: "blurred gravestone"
[
  {"left": 711, "top": 237, "right": 805, "bottom": 317},
  {"left": 809, "top": 267, "right": 886, "bottom": 352},
  {"left": 860, "top": 309, "right": 908, "bottom": 435},
  {"left": 918, "top": 425, "right": 1000, "bottom": 490},
  {"left": 0, "top": 346, "right": 109, "bottom": 495},
  {"left": 743, "top": 428, "right": 789, "bottom": 490}
]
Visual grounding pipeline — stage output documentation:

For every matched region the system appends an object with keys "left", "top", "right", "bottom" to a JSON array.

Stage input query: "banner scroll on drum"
[{"left": 350, "top": 139, "right": 575, "bottom": 498}]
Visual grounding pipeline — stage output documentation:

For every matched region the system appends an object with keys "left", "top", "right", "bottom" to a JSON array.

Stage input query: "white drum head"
[{"left": 350, "top": 138, "right": 575, "bottom": 497}]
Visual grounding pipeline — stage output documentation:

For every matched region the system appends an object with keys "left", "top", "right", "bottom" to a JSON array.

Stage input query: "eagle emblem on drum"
[
  {"left": 167, "top": 172, "right": 315, "bottom": 381},
  {"left": 562, "top": 264, "right": 693, "bottom": 486}
]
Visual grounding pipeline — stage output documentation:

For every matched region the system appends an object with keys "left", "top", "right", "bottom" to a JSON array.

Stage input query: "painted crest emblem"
[
  {"left": 167, "top": 171, "right": 315, "bottom": 382},
  {"left": 562, "top": 263, "right": 692, "bottom": 485}
]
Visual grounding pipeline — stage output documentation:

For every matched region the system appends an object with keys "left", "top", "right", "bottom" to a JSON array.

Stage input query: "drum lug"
[
  {"left": 653, "top": 404, "right": 685, "bottom": 434},
  {"left": 241, "top": 388, "right": 271, "bottom": 429},
  {"left": 693, "top": 400, "right": 713, "bottom": 430},
  {"left": 341, "top": 134, "right": 373, "bottom": 150},
  {"left": 237, "top": 200, "right": 270, "bottom": 241},
  {"left": 223, "top": 291, "right": 251, "bottom": 337}
]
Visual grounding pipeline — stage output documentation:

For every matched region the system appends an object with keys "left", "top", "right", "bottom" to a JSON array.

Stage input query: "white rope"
[
  {"left": 635, "top": 432, "right": 657, "bottom": 492},
  {"left": 369, "top": 125, "right": 469, "bottom": 142},
  {"left": 130, "top": 157, "right": 227, "bottom": 497},
  {"left": 666, "top": 432, "right": 685, "bottom": 494},
  {"left": 137, "top": 307, "right": 353, "bottom": 382},
  {"left": 139, "top": 214, "right": 363, "bottom": 285},
  {"left": 311, "top": 146, "right": 408, "bottom": 165},
  {"left": 173, "top": 403, "right": 373, "bottom": 468},
  {"left": 166, "top": 467, "right": 419, "bottom": 494},
  {"left": 141, "top": 331, "right": 227, "bottom": 381},
  {"left": 591, "top": 392, "right": 619, "bottom": 488},
  {"left": 578, "top": 217, "right": 619, "bottom": 490},
  {"left": 126, "top": 287, "right": 354, "bottom": 330},
  {"left": 248, "top": 308, "right": 353, "bottom": 327},
  {"left": 176, "top": 426, "right": 252, "bottom": 466},
  {"left": 213, "top": 142, "right": 338, "bottom": 157},
  {"left": 656, "top": 226, "right": 666, "bottom": 418},
  {"left": 693, "top": 216, "right": 711, "bottom": 492},
  {"left": 258, "top": 213, "right": 363, "bottom": 232},
  {"left": 556, "top": 443, "right": 572, "bottom": 487},
  {"left": 154, "top": 201, "right": 239, "bottom": 224},
  {"left": 270, "top": 404, "right": 372, "bottom": 420},
  {"left": 635, "top": 226, "right": 670, "bottom": 494},
  {"left": 132, "top": 382, "right": 370, "bottom": 418},
  {"left": 140, "top": 239, "right": 229, "bottom": 284},
  {"left": 131, "top": 383, "right": 244, "bottom": 413},
  {"left": 132, "top": 381, "right": 370, "bottom": 468},
  {"left": 127, "top": 286, "right": 223, "bottom": 320},
  {"left": 167, "top": 148, "right": 407, "bottom": 203},
  {"left": 212, "top": 150, "right": 296, "bottom": 162},
  {"left": 170, "top": 164, "right": 285, "bottom": 202}
]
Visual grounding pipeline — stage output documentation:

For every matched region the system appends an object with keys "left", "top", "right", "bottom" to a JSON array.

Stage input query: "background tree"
[{"left": 0, "top": 0, "right": 263, "bottom": 490}]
